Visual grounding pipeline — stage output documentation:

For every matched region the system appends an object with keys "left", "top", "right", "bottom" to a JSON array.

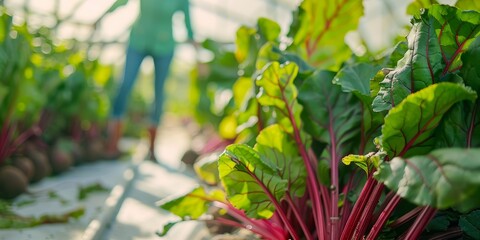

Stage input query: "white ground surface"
[{"left": 0, "top": 116, "right": 212, "bottom": 240}]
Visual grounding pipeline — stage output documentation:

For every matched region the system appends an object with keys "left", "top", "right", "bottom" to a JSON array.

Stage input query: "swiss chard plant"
[
  {"left": 0, "top": 11, "right": 38, "bottom": 165},
  {"left": 158, "top": 1, "right": 480, "bottom": 239}
]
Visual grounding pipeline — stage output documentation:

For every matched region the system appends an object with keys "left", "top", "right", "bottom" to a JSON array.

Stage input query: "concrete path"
[{"left": 0, "top": 116, "right": 212, "bottom": 240}]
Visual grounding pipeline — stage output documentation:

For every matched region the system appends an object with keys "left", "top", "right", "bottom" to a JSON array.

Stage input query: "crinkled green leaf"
[
  {"left": 380, "top": 82, "right": 476, "bottom": 158},
  {"left": 373, "top": 9, "right": 444, "bottom": 112},
  {"left": 375, "top": 148, "right": 480, "bottom": 211},
  {"left": 374, "top": 5, "right": 480, "bottom": 112},
  {"left": 219, "top": 144, "right": 287, "bottom": 219},
  {"left": 456, "top": 0, "right": 480, "bottom": 11},
  {"left": 256, "top": 61, "right": 302, "bottom": 134},
  {"left": 254, "top": 124, "right": 307, "bottom": 197},
  {"left": 460, "top": 210, "right": 480, "bottom": 238},
  {"left": 288, "top": 0, "right": 363, "bottom": 69},
  {"left": 158, "top": 186, "right": 223, "bottom": 219},
  {"left": 299, "top": 70, "right": 362, "bottom": 157}
]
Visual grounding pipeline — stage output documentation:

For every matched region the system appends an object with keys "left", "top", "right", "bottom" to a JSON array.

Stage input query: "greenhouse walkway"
[{"left": 0, "top": 115, "right": 211, "bottom": 240}]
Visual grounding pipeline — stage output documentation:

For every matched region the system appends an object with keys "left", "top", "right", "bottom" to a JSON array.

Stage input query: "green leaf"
[
  {"left": 256, "top": 61, "right": 303, "bottom": 134},
  {"left": 235, "top": 25, "right": 257, "bottom": 67},
  {"left": 429, "top": 5, "right": 480, "bottom": 73},
  {"left": 373, "top": 9, "right": 444, "bottom": 112},
  {"left": 0, "top": 85, "right": 7, "bottom": 107},
  {"left": 288, "top": 0, "right": 363, "bottom": 69},
  {"left": 374, "top": 5, "right": 480, "bottom": 112},
  {"left": 333, "top": 63, "right": 382, "bottom": 97},
  {"left": 426, "top": 214, "right": 450, "bottom": 232},
  {"left": 256, "top": 42, "right": 314, "bottom": 74},
  {"left": 194, "top": 153, "right": 220, "bottom": 185},
  {"left": 77, "top": 182, "right": 109, "bottom": 200},
  {"left": 370, "top": 68, "right": 390, "bottom": 99},
  {"left": 257, "top": 17, "right": 281, "bottom": 42},
  {"left": 459, "top": 210, "right": 480, "bottom": 238},
  {"left": 219, "top": 144, "right": 287, "bottom": 219},
  {"left": 434, "top": 81, "right": 480, "bottom": 150},
  {"left": 383, "top": 41, "right": 409, "bottom": 68},
  {"left": 456, "top": 0, "right": 480, "bottom": 12},
  {"left": 158, "top": 186, "right": 223, "bottom": 219},
  {"left": 342, "top": 153, "right": 379, "bottom": 174},
  {"left": 254, "top": 124, "right": 307, "bottom": 197},
  {"left": 380, "top": 82, "right": 477, "bottom": 158},
  {"left": 156, "top": 221, "right": 182, "bottom": 237},
  {"left": 317, "top": 159, "right": 331, "bottom": 186},
  {"left": 375, "top": 148, "right": 480, "bottom": 211},
  {"left": 454, "top": 188, "right": 480, "bottom": 213},
  {"left": 299, "top": 70, "right": 362, "bottom": 157},
  {"left": 461, "top": 36, "right": 480, "bottom": 92},
  {"left": 334, "top": 63, "right": 385, "bottom": 145}
]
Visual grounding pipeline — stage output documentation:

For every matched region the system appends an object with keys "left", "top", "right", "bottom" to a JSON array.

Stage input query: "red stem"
[
  {"left": 403, "top": 206, "right": 437, "bottom": 240},
  {"left": 352, "top": 183, "right": 385, "bottom": 240},
  {"left": 366, "top": 195, "right": 401, "bottom": 240},
  {"left": 388, "top": 206, "right": 423, "bottom": 229},
  {"left": 281, "top": 87, "right": 326, "bottom": 239},
  {"left": 243, "top": 162, "right": 300, "bottom": 240},
  {"left": 371, "top": 190, "right": 395, "bottom": 223},
  {"left": 328, "top": 110, "right": 340, "bottom": 240},
  {"left": 441, "top": 25, "right": 478, "bottom": 76},
  {"left": 8, "top": 125, "right": 42, "bottom": 156},
  {"left": 467, "top": 102, "right": 477, "bottom": 148},
  {"left": 339, "top": 176, "right": 377, "bottom": 240},
  {"left": 214, "top": 202, "right": 284, "bottom": 238},
  {"left": 339, "top": 170, "right": 359, "bottom": 229},
  {"left": 215, "top": 217, "right": 283, "bottom": 240},
  {"left": 285, "top": 194, "right": 314, "bottom": 240},
  {"left": 428, "top": 227, "right": 462, "bottom": 240}
]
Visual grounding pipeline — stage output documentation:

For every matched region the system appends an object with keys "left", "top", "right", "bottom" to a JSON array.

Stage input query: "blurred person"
[{"left": 97, "top": 0, "right": 198, "bottom": 161}]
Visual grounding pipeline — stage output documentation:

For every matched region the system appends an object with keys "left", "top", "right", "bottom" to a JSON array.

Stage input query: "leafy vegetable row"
[{"left": 161, "top": 1, "right": 480, "bottom": 239}]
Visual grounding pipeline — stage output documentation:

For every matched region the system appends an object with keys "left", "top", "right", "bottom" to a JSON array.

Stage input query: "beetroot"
[
  {"left": 70, "top": 141, "right": 85, "bottom": 165},
  {"left": 84, "top": 138, "right": 104, "bottom": 162},
  {"left": 26, "top": 148, "right": 51, "bottom": 183},
  {"left": 49, "top": 139, "right": 74, "bottom": 174},
  {"left": 0, "top": 166, "right": 28, "bottom": 199},
  {"left": 12, "top": 156, "right": 35, "bottom": 181}
]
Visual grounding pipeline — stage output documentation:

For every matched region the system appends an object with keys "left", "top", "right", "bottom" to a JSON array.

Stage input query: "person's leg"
[
  {"left": 106, "top": 47, "right": 146, "bottom": 157},
  {"left": 147, "top": 51, "right": 175, "bottom": 161}
]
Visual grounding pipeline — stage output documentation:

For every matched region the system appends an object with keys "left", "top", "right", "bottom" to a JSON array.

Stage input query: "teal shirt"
[{"left": 108, "top": 0, "right": 194, "bottom": 55}]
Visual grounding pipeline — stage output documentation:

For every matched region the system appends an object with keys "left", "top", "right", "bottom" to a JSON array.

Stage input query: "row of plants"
[
  {"left": 161, "top": 0, "right": 480, "bottom": 239},
  {"left": 0, "top": 9, "right": 119, "bottom": 200}
]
